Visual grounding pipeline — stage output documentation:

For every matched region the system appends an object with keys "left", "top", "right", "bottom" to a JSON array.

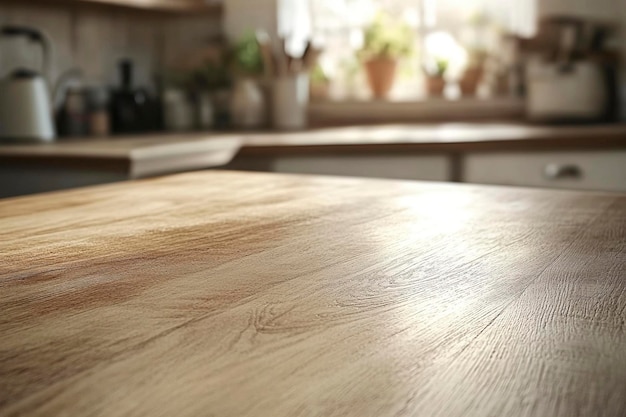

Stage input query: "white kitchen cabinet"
[
  {"left": 464, "top": 151, "right": 626, "bottom": 192},
  {"left": 271, "top": 155, "right": 451, "bottom": 182}
]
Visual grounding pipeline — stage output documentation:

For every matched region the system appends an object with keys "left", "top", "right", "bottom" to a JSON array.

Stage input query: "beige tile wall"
[{"left": 0, "top": 1, "right": 222, "bottom": 91}]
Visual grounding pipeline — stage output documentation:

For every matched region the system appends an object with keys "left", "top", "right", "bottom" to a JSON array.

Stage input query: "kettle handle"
[{"left": 1, "top": 25, "right": 51, "bottom": 78}]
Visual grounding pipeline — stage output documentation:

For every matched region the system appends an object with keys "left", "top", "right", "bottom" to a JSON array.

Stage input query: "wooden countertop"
[
  {"left": 240, "top": 123, "right": 626, "bottom": 155},
  {"left": 1, "top": 123, "right": 626, "bottom": 173},
  {"left": 1, "top": 171, "right": 625, "bottom": 417},
  {"left": 0, "top": 134, "right": 241, "bottom": 178}
]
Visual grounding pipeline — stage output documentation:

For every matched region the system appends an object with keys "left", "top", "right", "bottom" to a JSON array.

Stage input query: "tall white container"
[
  {"left": 231, "top": 78, "right": 265, "bottom": 129},
  {"left": 273, "top": 73, "right": 309, "bottom": 130}
]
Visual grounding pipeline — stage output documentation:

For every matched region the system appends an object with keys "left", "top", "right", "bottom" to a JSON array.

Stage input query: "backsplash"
[{"left": 0, "top": 1, "right": 222, "bottom": 91}]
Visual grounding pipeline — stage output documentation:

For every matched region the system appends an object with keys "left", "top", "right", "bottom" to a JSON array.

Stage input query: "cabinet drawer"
[
  {"left": 464, "top": 151, "right": 626, "bottom": 192},
  {"left": 272, "top": 155, "right": 451, "bottom": 181}
]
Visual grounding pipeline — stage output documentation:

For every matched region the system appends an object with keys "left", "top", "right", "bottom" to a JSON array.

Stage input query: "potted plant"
[
  {"left": 359, "top": 13, "right": 413, "bottom": 100},
  {"left": 459, "top": 48, "right": 487, "bottom": 97},
  {"left": 229, "top": 32, "right": 266, "bottom": 129},
  {"left": 424, "top": 58, "right": 448, "bottom": 97},
  {"left": 459, "top": 12, "right": 491, "bottom": 97},
  {"left": 310, "top": 64, "right": 330, "bottom": 101}
]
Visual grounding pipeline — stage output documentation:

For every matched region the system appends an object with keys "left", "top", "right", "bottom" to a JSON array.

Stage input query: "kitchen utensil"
[
  {"left": 255, "top": 30, "right": 276, "bottom": 78},
  {"left": 620, "top": 79, "right": 626, "bottom": 122},
  {"left": 55, "top": 69, "right": 90, "bottom": 137},
  {"left": 55, "top": 70, "right": 111, "bottom": 138},
  {"left": 0, "top": 25, "right": 55, "bottom": 142},
  {"left": 278, "top": 36, "right": 291, "bottom": 76},
  {"left": 526, "top": 59, "right": 608, "bottom": 122},
  {"left": 109, "top": 59, "right": 159, "bottom": 134},
  {"left": 56, "top": 84, "right": 89, "bottom": 137},
  {"left": 163, "top": 89, "right": 194, "bottom": 132},
  {"left": 302, "top": 41, "right": 322, "bottom": 71},
  {"left": 556, "top": 24, "right": 578, "bottom": 71},
  {"left": 88, "top": 87, "right": 110, "bottom": 137},
  {"left": 197, "top": 92, "right": 215, "bottom": 130},
  {"left": 590, "top": 25, "right": 610, "bottom": 53}
]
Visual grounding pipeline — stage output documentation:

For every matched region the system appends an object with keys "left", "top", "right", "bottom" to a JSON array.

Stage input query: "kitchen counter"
[
  {"left": 1, "top": 123, "right": 626, "bottom": 197},
  {"left": 1, "top": 170, "right": 625, "bottom": 417},
  {"left": 233, "top": 124, "right": 626, "bottom": 192},
  {"left": 1, "top": 124, "right": 626, "bottom": 163},
  {"left": 0, "top": 133, "right": 241, "bottom": 198},
  {"left": 0, "top": 133, "right": 241, "bottom": 177},
  {"left": 239, "top": 123, "right": 626, "bottom": 155}
]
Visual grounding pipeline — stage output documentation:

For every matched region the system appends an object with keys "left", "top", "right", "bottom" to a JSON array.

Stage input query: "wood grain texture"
[{"left": 0, "top": 170, "right": 625, "bottom": 417}]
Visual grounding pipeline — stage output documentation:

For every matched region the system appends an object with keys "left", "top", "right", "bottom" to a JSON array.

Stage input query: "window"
[{"left": 283, "top": 0, "right": 536, "bottom": 101}]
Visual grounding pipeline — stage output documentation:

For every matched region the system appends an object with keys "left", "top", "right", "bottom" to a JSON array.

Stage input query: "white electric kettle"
[{"left": 0, "top": 26, "right": 55, "bottom": 143}]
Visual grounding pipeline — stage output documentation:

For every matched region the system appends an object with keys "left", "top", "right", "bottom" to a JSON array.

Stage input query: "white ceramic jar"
[
  {"left": 230, "top": 78, "right": 265, "bottom": 129},
  {"left": 163, "top": 89, "right": 195, "bottom": 132},
  {"left": 197, "top": 92, "right": 215, "bottom": 130},
  {"left": 273, "top": 73, "right": 309, "bottom": 131}
]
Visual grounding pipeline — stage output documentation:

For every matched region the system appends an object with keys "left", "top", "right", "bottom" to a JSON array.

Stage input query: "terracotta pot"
[
  {"left": 310, "top": 82, "right": 330, "bottom": 102},
  {"left": 426, "top": 76, "right": 446, "bottom": 97},
  {"left": 364, "top": 57, "right": 398, "bottom": 99},
  {"left": 495, "top": 73, "right": 509, "bottom": 96},
  {"left": 459, "top": 67, "right": 484, "bottom": 97}
]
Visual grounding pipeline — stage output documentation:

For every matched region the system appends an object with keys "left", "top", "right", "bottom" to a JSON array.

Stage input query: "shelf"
[
  {"left": 81, "top": 0, "right": 221, "bottom": 13},
  {"left": 33, "top": 0, "right": 223, "bottom": 13}
]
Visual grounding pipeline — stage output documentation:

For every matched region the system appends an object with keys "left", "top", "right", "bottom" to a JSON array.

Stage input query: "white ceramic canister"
[
  {"left": 273, "top": 73, "right": 309, "bottom": 131},
  {"left": 231, "top": 78, "right": 265, "bottom": 129}
]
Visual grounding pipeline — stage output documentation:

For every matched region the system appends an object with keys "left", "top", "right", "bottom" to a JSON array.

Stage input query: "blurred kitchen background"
[{"left": 0, "top": 0, "right": 625, "bottom": 198}]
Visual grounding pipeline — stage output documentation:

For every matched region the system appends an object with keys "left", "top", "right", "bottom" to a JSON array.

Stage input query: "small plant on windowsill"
[
  {"left": 310, "top": 64, "right": 331, "bottom": 101},
  {"left": 359, "top": 13, "right": 413, "bottom": 100},
  {"left": 459, "top": 48, "right": 487, "bottom": 97},
  {"left": 459, "top": 12, "right": 492, "bottom": 97},
  {"left": 423, "top": 59, "right": 449, "bottom": 98}
]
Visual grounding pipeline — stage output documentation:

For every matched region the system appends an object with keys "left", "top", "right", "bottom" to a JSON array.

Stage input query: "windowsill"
[{"left": 308, "top": 97, "right": 526, "bottom": 127}]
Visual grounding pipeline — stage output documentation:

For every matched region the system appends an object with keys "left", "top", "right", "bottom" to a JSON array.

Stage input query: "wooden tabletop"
[{"left": 1, "top": 171, "right": 625, "bottom": 417}]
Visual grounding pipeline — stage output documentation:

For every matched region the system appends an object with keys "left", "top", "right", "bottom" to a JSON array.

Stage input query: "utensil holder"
[{"left": 273, "top": 74, "right": 309, "bottom": 130}]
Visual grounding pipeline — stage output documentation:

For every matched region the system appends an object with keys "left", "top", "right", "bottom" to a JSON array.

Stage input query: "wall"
[
  {"left": 223, "top": 0, "right": 276, "bottom": 39},
  {"left": 0, "top": 1, "right": 222, "bottom": 91},
  {"left": 223, "top": 0, "right": 311, "bottom": 61}
]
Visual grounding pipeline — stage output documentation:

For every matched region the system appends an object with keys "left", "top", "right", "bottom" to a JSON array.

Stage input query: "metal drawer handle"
[{"left": 544, "top": 164, "right": 583, "bottom": 180}]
